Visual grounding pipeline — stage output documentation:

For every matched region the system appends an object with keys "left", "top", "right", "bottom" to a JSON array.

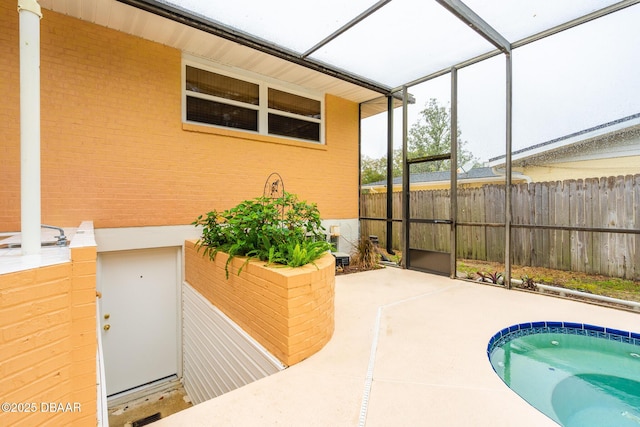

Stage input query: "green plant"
[
  {"left": 193, "top": 192, "right": 333, "bottom": 277},
  {"left": 351, "top": 236, "right": 380, "bottom": 270},
  {"left": 477, "top": 271, "right": 503, "bottom": 285},
  {"left": 520, "top": 275, "right": 538, "bottom": 291},
  {"left": 456, "top": 262, "right": 477, "bottom": 278}
]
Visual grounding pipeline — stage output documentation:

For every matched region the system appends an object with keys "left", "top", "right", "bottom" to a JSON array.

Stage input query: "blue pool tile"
[
  {"left": 563, "top": 322, "right": 582, "bottom": 329},
  {"left": 488, "top": 322, "right": 640, "bottom": 358},
  {"left": 584, "top": 324, "right": 605, "bottom": 332},
  {"left": 605, "top": 328, "right": 630, "bottom": 338}
]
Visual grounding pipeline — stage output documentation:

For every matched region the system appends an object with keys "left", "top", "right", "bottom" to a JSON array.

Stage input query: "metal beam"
[
  {"left": 436, "top": 0, "right": 510, "bottom": 53},
  {"left": 393, "top": 0, "right": 638, "bottom": 93},
  {"left": 407, "top": 153, "right": 451, "bottom": 164},
  {"left": 449, "top": 66, "right": 458, "bottom": 279},
  {"left": 512, "top": 0, "right": 640, "bottom": 49},
  {"left": 504, "top": 53, "right": 513, "bottom": 290},
  {"left": 303, "top": 0, "right": 391, "bottom": 58},
  {"left": 386, "top": 95, "right": 395, "bottom": 255},
  {"left": 401, "top": 86, "right": 410, "bottom": 268}
]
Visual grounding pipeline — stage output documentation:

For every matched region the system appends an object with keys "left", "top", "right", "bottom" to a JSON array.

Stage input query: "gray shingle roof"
[{"left": 364, "top": 166, "right": 500, "bottom": 187}]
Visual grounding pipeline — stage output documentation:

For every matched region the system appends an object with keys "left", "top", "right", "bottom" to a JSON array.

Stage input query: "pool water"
[{"left": 488, "top": 323, "right": 640, "bottom": 427}]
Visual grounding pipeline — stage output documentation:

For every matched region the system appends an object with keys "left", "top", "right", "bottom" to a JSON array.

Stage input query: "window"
[
  {"left": 184, "top": 61, "right": 323, "bottom": 143},
  {"left": 268, "top": 88, "right": 321, "bottom": 141}
]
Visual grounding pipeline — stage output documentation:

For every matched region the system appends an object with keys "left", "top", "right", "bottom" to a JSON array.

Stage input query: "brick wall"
[
  {"left": 184, "top": 240, "right": 335, "bottom": 366},
  {"left": 0, "top": 4, "right": 360, "bottom": 232},
  {"left": 0, "top": 246, "right": 97, "bottom": 426}
]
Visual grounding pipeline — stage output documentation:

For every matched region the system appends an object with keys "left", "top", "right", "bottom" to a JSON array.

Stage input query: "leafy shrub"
[
  {"left": 477, "top": 271, "right": 504, "bottom": 285},
  {"left": 193, "top": 192, "right": 333, "bottom": 277},
  {"left": 520, "top": 275, "right": 538, "bottom": 291}
]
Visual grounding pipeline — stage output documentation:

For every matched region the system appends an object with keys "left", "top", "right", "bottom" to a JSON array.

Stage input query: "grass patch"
[{"left": 457, "top": 259, "right": 640, "bottom": 303}]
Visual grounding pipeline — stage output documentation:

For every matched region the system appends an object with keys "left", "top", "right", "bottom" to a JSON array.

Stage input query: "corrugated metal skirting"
[{"left": 182, "top": 282, "right": 285, "bottom": 405}]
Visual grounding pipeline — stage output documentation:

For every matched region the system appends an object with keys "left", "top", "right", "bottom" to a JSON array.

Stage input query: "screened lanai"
[
  {"left": 52, "top": 0, "right": 639, "bottom": 295},
  {"left": 114, "top": 0, "right": 640, "bottom": 294}
]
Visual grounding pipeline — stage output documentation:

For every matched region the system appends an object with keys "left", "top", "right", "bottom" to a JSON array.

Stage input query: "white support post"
[{"left": 18, "top": 0, "right": 42, "bottom": 255}]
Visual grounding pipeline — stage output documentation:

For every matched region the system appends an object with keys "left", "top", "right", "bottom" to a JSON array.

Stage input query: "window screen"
[
  {"left": 186, "top": 66, "right": 259, "bottom": 105},
  {"left": 187, "top": 97, "right": 258, "bottom": 131},
  {"left": 268, "top": 88, "right": 321, "bottom": 118},
  {"left": 268, "top": 113, "right": 320, "bottom": 141}
]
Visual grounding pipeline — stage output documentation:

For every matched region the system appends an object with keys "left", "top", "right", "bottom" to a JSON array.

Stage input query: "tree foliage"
[
  {"left": 360, "top": 156, "right": 387, "bottom": 185},
  {"left": 361, "top": 98, "right": 480, "bottom": 184}
]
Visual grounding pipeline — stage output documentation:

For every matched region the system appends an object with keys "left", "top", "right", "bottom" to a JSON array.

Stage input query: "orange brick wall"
[
  {"left": 0, "top": 4, "right": 360, "bottom": 232},
  {"left": 184, "top": 240, "right": 335, "bottom": 366},
  {"left": 0, "top": 246, "right": 97, "bottom": 426}
]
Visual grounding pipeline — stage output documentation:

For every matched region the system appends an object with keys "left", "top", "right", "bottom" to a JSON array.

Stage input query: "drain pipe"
[
  {"left": 511, "top": 278, "right": 640, "bottom": 312},
  {"left": 18, "top": 0, "right": 42, "bottom": 255}
]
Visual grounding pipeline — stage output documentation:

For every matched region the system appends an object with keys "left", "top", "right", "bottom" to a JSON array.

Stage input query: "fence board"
[
  {"left": 361, "top": 173, "right": 639, "bottom": 279},
  {"left": 548, "top": 181, "right": 559, "bottom": 269},
  {"left": 559, "top": 180, "right": 572, "bottom": 270},
  {"left": 624, "top": 175, "right": 635, "bottom": 279},
  {"left": 572, "top": 180, "right": 588, "bottom": 273},
  {"left": 606, "top": 176, "right": 619, "bottom": 277},
  {"left": 487, "top": 185, "right": 505, "bottom": 262},
  {"left": 539, "top": 183, "right": 551, "bottom": 268},
  {"left": 634, "top": 175, "right": 640, "bottom": 280},
  {"left": 586, "top": 178, "right": 600, "bottom": 275}
]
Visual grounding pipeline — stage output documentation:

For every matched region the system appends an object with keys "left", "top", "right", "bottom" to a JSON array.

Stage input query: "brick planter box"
[{"left": 184, "top": 240, "right": 335, "bottom": 366}]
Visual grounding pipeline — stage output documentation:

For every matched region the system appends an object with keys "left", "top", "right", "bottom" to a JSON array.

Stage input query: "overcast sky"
[{"left": 361, "top": 5, "right": 640, "bottom": 163}]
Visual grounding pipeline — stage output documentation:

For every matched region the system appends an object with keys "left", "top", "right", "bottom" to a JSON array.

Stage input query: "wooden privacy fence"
[{"left": 360, "top": 174, "right": 640, "bottom": 280}]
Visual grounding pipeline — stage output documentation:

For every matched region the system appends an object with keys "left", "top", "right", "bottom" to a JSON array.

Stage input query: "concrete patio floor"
[{"left": 154, "top": 267, "right": 639, "bottom": 426}]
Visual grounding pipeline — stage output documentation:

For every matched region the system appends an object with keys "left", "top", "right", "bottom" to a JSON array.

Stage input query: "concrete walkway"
[{"left": 155, "top": 267, "right": 640, "bottom": 426}]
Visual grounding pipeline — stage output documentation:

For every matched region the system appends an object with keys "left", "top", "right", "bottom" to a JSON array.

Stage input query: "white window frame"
[{"left": 182, "top": 57, "right": 325, "bottom": 144}]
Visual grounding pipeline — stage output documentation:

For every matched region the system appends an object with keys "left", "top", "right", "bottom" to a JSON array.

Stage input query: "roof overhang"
[
  {"left": 488, "top": 114, "right": 640, "bottom": 167},
  {"left": 38, "top": 0, "right": 391, "bottom": 117}
]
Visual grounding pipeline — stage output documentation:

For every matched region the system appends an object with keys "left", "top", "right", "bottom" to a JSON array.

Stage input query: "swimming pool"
[{"left": 488, "top": 322, "right": 640, "bottom": 427}]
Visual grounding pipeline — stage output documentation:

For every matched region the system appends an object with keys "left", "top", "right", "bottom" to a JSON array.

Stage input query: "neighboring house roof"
[
  {"left": 362, "top": 166, "right": 523, "bottom": 190},
  {"left": 488, "top": 113, "right": 640, "bottom": 167}
]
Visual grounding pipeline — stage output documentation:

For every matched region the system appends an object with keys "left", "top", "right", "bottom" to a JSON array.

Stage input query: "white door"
[{"left": 98, "top": 247, "right": 179, "bottom": 396}]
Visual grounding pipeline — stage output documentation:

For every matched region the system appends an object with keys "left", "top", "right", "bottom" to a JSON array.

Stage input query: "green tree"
[
  {"left": 361, "top": 98, "right": 480, "bottom": 184},
  {"left": 360, "top": 156, "right": 387, "bottom": 184}
]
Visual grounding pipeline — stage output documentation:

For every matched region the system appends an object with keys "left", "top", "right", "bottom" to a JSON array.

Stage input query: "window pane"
[
  {"left": 186, "top": 66, "right": 259, "bottom": 105},
  {"left": 268, "top": 88, "right": 321, "bottom": 118},
  {"left": 268, "top": 113, "right": 320, "bottom": 141},
  {"left": 187, "top": 97, "right": 258, "bottom": 131}
]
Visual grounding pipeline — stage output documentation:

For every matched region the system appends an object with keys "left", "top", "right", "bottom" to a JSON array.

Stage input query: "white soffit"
[{"left": 38, "top": 0, "right": 384, "bottom": 106}]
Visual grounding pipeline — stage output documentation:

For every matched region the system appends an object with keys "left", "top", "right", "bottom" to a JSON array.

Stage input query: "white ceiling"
[{"left": 156, "top": 0, "right": 626, "bottom": 87}]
